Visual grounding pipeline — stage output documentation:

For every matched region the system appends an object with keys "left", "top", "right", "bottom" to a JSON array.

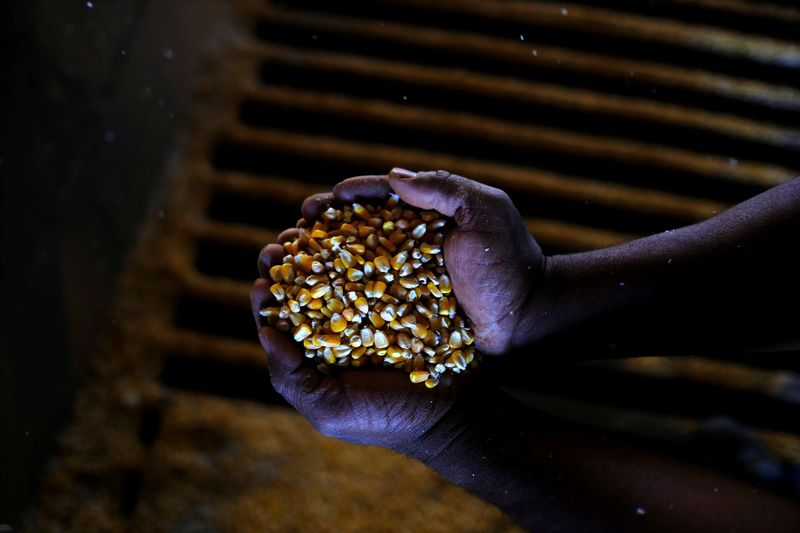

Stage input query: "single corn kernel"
[
  {"left": 293, "top": 323, "right": 312, "bottom": 341},
  {"left": 374, "top": 255, "right": 391, "bottom": 272},
  {"left": 439, "top": 274, "right": 452, "bottom": 294},
  {"left": 354, "top": 296, "right": 369, "bottom": 314},
  {"left": 318, "top": 334, "right": 341, "bottom": 348},
  {"left": 360, "top": 328, "right": 375, "bottom": 347},
  {"left": 374, "top": 330, "right": 390, "bottom": 349},
  {"left": 269, "top": 265, "right": 283, "bottom": 283},
  {"left": 409, "top": 370, "right": 430, "bottom": 383},
  {"left": 390, "top": 250, "right": 408, "bottom": 270},
  {"left": 330, "top": 313, "right": 347, "bottom": 333},
  {"left": 424, "top": 378, "right": 439, "bottom": 388},
  {"left": 310, "top": 283, "right": 331, "bottom": 299},
  {"left": 346, "top": 268, "right": 364, "bottom": 281},
  {"left": 270, "top": 283, "right": 286, "bottom": 301}
]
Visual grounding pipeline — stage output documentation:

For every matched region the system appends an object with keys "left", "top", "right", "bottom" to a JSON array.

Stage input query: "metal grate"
[{"left": 36, "top": 0, "right": 799, "bottom": 529}]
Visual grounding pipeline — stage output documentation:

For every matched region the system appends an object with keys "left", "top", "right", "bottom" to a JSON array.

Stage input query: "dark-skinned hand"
[{"left": 251, "top": 168, "right": 543, "bottom": 451}]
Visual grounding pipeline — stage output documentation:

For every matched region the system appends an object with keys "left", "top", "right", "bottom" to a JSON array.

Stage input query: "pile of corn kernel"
[{"left": 260, "top": 194, "right": 478, "bottom": 388}]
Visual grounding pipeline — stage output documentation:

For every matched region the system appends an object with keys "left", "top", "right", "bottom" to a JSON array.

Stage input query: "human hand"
[
  {"left": 321, "top": 169, "right": 544, "bottom": 354},
  {"left": 252, "top": 242, "right": 474, "bottom": 451}
]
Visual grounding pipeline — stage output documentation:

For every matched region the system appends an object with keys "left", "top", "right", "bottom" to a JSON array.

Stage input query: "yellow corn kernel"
[
  {"left": 346, "top": 243, "right": 365, "bottom": 255},
  {"left": 400, "top": 314, "right": 416, "bottom": 327},
  {"left": 374, "top": 330, "right": 390, "bottom": 349},
  {"left": 340, "top": 222, "right": 357, "bottom": 236},
  {"left": 342, "top": 307, "right": 356, "bottom": 321},
  {"left": 354, "top": 296, "right": 369, "bottom": 314},
  {"left": 269, "top": 265, "right": 283, "bottom": 283},
  {"left": 380, "top": 304, "right": 397, "bottom": 322},
  {"left": 368, "top": 312, "right": 385, "bottom": 328},
  {"left": 293, "top": 323, "right": 312, "bottom": 342},
  {"left": 287, "top": 299, "right": 300, "bottom": 313},
  {"left": 330, "top": 313, "right": 347, "bottom": 333},
  {"left": 378, "top": 236, "right": 397, "bottom": 252},
  {"left": 409, "top": 370, "right": 429, "bottom": 384},
  {"left": 258, "top": 306, "right": 280, "bottom": 318},
  {"left": 308, "top": 298, "right": 324, "bottom": 310},
  {"left": 324, "top": 298, "right": 342, "bottom": 314},
  {"left": 461, "top": 329, "right": 474, "bottom": 346},
  {"left": 334, "top": 344, "right": 352, "bottom": 358},
  {"left": 448, "top": 330, "right": 463, "bottom": 349},
  {"left": 424, "top": 378, "right": 439, "bottom": 388},
  {"left": 373, "top": 280, "right": 387, "bottom": 298},
  {"left": 352, "top": 202, "right": 370, "bottom": 221},
  {"left": 390, "top": 250, "right": 408, "bottom": 270},
  {"left": 374, "top": 255, "right": 391, "bottom": 272},
  {"left": 411, "top": 322, "right": 428, "bottom": 339},
  {"left": 427, "top": 282, "right": 442, "bottom": 298},
  {"left": 317, "top": 334, "right": 341, "bottom": 348},
  {"left": 360, "top": 328, "right": 374, "bottom": 347},
  {"left": 351, "top": 346, "right": 367, "bottom": 359},
  {"left": 439, "top": 274, "right": 452, "bottom": 294},
  {"left": 295, "top": 288, "right": 312, "bottom": 306},
  {"left": 387, "top": 345, "right": 404, "bottom": 359},
  {"left": 358, "top": 225, "right": 376, "bottom": 238},
  {"left": 398, "top": 262, "right": 414, "bottom": 277},
  {"left": 399, "top": 277, "right": 419, "bottom": 289},
  {"left": 295, "top": 254, "right": 314, "bottom": 273},
  {"left": 270, "top": 283, "right": 286, "bottom": 301},
  {"left": 420, "top": 243, "right": 441, "bottom": 254},
  {"left": 346, "top": 268, "right": 364, "bottom": 281},
  {"left": 280, "top": 264, "right": 295, "bottom": 284},
  {"left": 396, "top": 332, "right": 412, "bottom": 349},
  {"left": 305, "top": 274, "right": 326, "bottom": 286},
  {"left": 411, "top": 223, "right": 427, "bottom": 239},
  {"left": 339, "top": 249, "right": 354, "bottom": 268},
  {"left": 310, "top": 283, "right": 331, "bottom": 299},
  {"left": 410, "top": 337, "right": 424, "bottom": 354}
]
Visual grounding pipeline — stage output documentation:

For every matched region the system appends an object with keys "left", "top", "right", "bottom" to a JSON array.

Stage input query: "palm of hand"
[{"left": 270, "top": 343, "right": 466, "bottom": 450}]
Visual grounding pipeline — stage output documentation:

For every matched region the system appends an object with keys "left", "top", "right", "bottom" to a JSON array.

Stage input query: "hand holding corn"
[{"left": 252, "top": 168, "right": 544, "bottom": 448}]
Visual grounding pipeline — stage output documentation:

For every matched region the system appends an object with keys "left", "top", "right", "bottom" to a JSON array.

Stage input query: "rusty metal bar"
[
  {"left": 150, "top": 325, "right": 265, "bottom": 367},
  {"left": 224, "top": 125, "right": 731, "bottom": 222},
  {"left": 388, "top": 0, "right": 800, "bottom": 68},
  {"left": 255, "top": 5, "right": 800, "bottom": 110},
  {"left": 594, "top": 357, "right": 799, "bottom": 404},
  {"left": 251, "top": 43, "right": 800, "bottom": 151},
  {"left": 247, "top": 84, "right": 797, "bottom": 187},
  {"left": 668, "top": 0, "right": 800, "bottom": 22}
]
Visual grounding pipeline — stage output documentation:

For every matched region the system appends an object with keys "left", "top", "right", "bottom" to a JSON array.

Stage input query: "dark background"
[{"left": 1, "top": 1, "right": 229, "bottom": 525}]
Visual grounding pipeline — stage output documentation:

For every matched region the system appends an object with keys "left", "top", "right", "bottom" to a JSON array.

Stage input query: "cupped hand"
[{"left": 252, "top": 242, "right": 472, "bottom": 452}]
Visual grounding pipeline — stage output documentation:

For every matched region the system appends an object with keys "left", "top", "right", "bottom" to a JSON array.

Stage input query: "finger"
[
  {"left": 251, "top": 278, "right": 273, "bottom": 326},
  {"left": 333, "top": 175, "right": 392, "bottom": 203},
  {"left": 277, "top": 227, "right": 300, "bottom": 243},
  {"left": 257, "top": 243, "right": 287, "bottom": 279},
  {"left": 301, "top": 192, "right": 335, "bottom": 221},
  {"left": 258, "top": 326, "right": 322, "bottom": 397},
  {"left": 387, "top": 168, "right": 504, "bottom": 228}
]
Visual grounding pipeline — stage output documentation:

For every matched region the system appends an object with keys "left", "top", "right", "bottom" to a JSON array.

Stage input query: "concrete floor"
[{"left": 1, "top": 1, "right": 232, "bottom": 526}]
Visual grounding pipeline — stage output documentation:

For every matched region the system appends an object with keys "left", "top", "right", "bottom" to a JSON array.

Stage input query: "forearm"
[
  {"left": 400, "top": 389, "right": 800, "bottom": 532},
  {"left": 517, "top": 177, "right": 800, "bottom": 357}
]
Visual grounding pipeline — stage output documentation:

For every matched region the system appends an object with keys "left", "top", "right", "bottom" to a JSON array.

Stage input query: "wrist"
[
  {"left": 393, "top": 385, "right": 517, "bottom": 468},
  {"left": 511, "top": 253, "right": 571, "bottom": 350}
]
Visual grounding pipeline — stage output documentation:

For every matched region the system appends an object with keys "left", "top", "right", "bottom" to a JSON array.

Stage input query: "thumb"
[
  {"left": 387, "top": 168, "right": 505, "bottom": 228},
  {"left": 258, "top": 327, "right": 310, "bottom": 382}
]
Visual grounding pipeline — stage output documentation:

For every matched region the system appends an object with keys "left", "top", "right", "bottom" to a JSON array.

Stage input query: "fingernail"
[{"left": 390, "top": 167, "right": 416, "bottom": 179}]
